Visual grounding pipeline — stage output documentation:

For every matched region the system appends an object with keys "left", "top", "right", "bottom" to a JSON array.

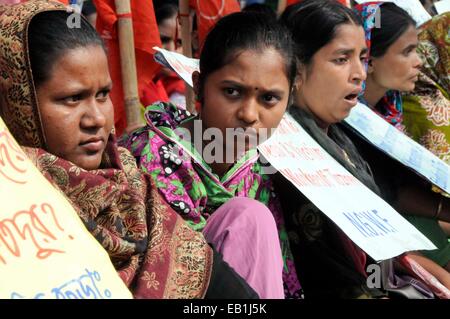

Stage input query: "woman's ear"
[
  {"left": 294, "top": 66, "right": 305, "bottom": 92},
  {"left": 367, "top": 58, "right": 375, "bottom": 74},
  {"left": 192, "top": 71, "right": 201, "bottom": 100}
]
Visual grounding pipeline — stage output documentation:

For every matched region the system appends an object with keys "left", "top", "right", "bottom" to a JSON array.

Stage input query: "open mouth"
[{"left": 344, "top": 93, "right": 358, "bottom": 101}]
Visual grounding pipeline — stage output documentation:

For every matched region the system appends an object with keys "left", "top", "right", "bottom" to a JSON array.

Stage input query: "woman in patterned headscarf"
[
  {"left": 403, "top": 13, "right": 450, "bottom": 164},
  {"left": 402, "top": 11, "right": 450, "bottom": 277},
  {"left": 0, "top": 0, "right": 260, "bottom": 299},
  {"left": 353, "top": 1, "right": 450, "bottom": 283}
]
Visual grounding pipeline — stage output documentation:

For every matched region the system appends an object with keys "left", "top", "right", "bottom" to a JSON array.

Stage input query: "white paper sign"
[
  {"left": 355, "top": 0, "right": 432, "bottom": 26},
  {"left": 153, "top": 47, "right": 199, "bottom": 87},
  {"left": 434, "top": 0, "right": 450, "bottom": 14},
  {"left": 258, "top": 113, "right": 435, "bottom": 261},
  {"left": 345, "top": 103, "right": 450, "bottom": 194}
]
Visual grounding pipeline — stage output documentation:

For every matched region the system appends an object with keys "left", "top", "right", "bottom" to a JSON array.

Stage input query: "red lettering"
[
  {"left": 0, "top": 203, "right": 68, "bottom": 264},
  {"left": 0, "top": 131, "right": 28, "bottom": 184}
]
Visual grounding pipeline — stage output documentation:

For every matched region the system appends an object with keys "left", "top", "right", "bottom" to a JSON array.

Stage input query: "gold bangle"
[{"left": 435, "top": 198, "right": 443, "bottom": 220}]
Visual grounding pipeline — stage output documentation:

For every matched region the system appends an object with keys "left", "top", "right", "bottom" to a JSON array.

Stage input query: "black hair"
[
  {"left": 242, "top": 3, "right": 276, "bottom": 20},
  {"left": 198, "top": 11, "right": 297, "bottom": 100},
  {"left": 153, "top": 0, "right": 178, "bottom": 25},
  {"left": 369, "top": 3, "right": 416, "bottom": 57},
  {"left": 28, "top": 10, "right": 105, "bottom": 88},
  {"left": 280, "top": 0, "right": 363, "bottom": 65},
  {"left": 81, "top": 0, "right": 96, "bottom": 16}
]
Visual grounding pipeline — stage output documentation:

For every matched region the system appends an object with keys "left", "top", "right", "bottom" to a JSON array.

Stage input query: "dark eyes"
[
  {"left": 224, "top": 87, "right": 240, "bottom": 97},
  {"left": 223, "top": 87, "right": 281, "bottom": 106},
  {"left": 403, "top": 47, "right": 416, "bottom": 56},
  {"left": 160, "top": 36, "right": 182, "bottom": 47},
  {"left": 262, "top": 94, "right": 281, "bottom": 104},
  {"left": 96, "top": 89, "right": 110, "bottom": 100},
  {"left": 333, "top": 56, "right": 368, "bottom": 66},
  {"left": 334, "top": 57, "right": 349, "bottom": 64},
  {"left": 63, "top": 94, "right": 82, "bottom": 104},
  {"left": 62, "top": 89, "right": 110, "bottom": 105},
  {"left": 160, "top": 36, "right": 171, "bottom": 44}
]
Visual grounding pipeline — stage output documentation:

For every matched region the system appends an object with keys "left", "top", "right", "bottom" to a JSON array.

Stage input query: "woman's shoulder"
[{"left": 144, "top": 101, "right": 195, "bottom": 130}]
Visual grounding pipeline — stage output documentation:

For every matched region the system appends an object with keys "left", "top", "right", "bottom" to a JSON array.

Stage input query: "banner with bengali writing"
[{"left": 0, "top": 117, "right": 132, "bottom": 299}]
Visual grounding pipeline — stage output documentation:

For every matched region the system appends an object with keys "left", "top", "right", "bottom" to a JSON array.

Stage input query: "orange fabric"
[
  {"left": 337, "top": 0, "right": 350, "bottom": 7},
  {"left": 94, "top": 0, "right": 161, "bottom": 136},
  {"left": 189, "top": 0, "right": 240, "bottom": 49},
  {"left": 286, "top": 0, "right": 300, "bottom": 6},
  {"left": 287, "top": 0, "right": 350, "bottom": 7},
  {"left": 141, "top": 79, "right": 169, "bottom": 108},
  {"left": 162, "top": 72, "right": 186, "bottom": 97}
]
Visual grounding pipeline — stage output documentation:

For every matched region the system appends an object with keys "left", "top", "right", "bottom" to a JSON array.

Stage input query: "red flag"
[
  {"left": 189, "top": 0, "right": 240, "bottom": 49},
  {"left": 94, "top": 0, "right": 161, "bottom": 135}
]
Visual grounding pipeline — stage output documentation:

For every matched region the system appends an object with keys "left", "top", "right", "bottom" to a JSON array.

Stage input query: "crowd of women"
[{"left": 0, "top": 0, "right": 449, "bottom": 299}]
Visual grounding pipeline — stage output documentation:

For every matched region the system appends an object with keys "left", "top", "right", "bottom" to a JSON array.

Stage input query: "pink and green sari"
[{"left": 120, "top": 102, "right": 303, "bottom": 298}]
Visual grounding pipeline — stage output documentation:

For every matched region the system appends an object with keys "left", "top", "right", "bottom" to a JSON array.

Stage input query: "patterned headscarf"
[
  {"left": 417, "top": 12, "right": 450, "bottom": 94},
  {"left": 0, "top": 0, "right": 212, "bottom": 298},
  {"left": 355, "top": 1, "right": 404, "bottom": 130}
]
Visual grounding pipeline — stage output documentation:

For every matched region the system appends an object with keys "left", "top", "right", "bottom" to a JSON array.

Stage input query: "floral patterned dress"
[
  {"left": 403, "top": 12, "right": 450, "bottom": 164},
  {"left": 120, "top": 102, "right": 303, "bottom": 298}
]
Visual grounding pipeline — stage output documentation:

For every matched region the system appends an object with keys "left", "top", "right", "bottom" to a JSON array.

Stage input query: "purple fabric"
[{"left": 203, "top": 197, "right": 285, "bottom": 299}]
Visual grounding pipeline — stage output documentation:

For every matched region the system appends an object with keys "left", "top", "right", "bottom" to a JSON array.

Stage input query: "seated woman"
[
  {"left": 353, "top": 2, "right": 450, "bottom": 281},
  {"left": 402, "top": 13, "right": 449, "bottom": 163},
  {"left": 120, "top": 11, "right": 303, "bottom": 299},
  {"left": 0, "top": 0, "right": 265, "bottom": 299},
  {"left": 279, "top": 0, "right": 450, "bottom": 298},
  {"left": 403, "top": 11, "right": 450, "bottom": 273},
  {"left": 277, "top": 0, "right": 383, "bottom": 299}
]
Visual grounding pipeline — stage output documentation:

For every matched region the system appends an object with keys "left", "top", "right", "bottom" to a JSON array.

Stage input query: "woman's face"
[
  {"left": 194, "top": 48, "right": 291, "bottom": 161},
  {"left": 158, "top": 13, "right": 182, "bottom": 53},
  {"left": 295, "top": 23, "right": 367, "bottom": 128},
  {"left": 158, "top": 13, "right": 182, "bottom": 76},
  {"left": 36, "top": 45, "right": 114, "bottom": 170},
  {"left": 368, "top": 25, "right": 422, "bottom": 92}
]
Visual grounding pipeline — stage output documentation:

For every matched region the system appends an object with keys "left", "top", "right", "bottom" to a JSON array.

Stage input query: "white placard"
[
  {"left": 153, "top": 47, "right": 199, "bottom": 87},
  {"left": 355, "top": 0, "right": 432, "bottom": 26},
  {"left": 434, "top": 0, "right": 450, "bottom": 14},
  {"left": 345, "top": 103, "right": 450, "bottom": 194},
  {"left": 258, "top": 113, "right": 435, "bottom": 261}
]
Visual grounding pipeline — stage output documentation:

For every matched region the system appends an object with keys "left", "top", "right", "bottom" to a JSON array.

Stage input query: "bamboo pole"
[
  {"left": 277, "top": 0, "right": 287, "bottom": 16},
  {"left": 114, "top": 0, "right": 142, "bottom": 132},
  {"left": 179, "top": 0, "right": 195, "bottom": 113}
]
